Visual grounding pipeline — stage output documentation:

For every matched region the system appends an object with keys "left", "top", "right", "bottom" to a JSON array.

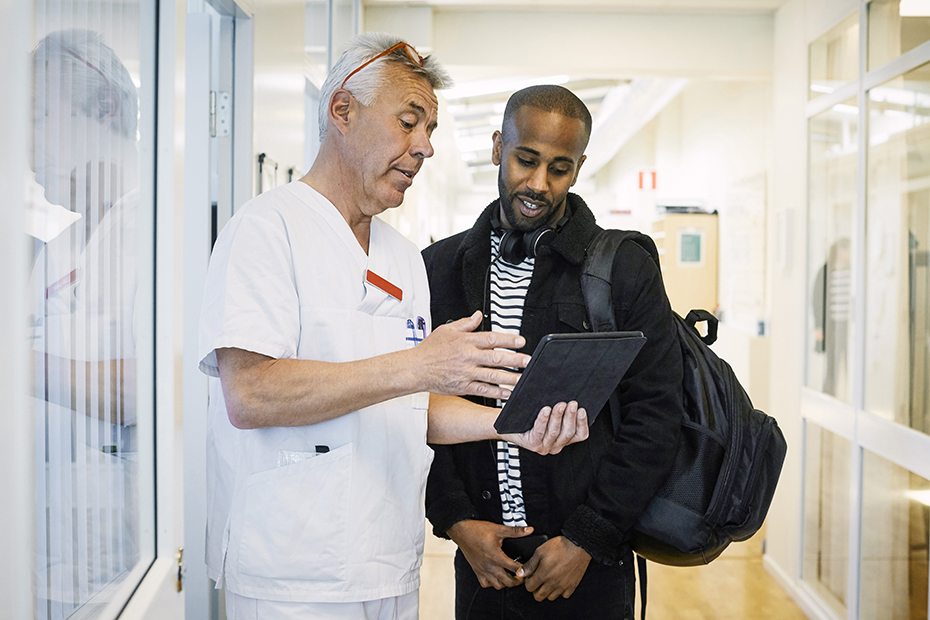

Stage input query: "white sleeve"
[{"left": 198, "top": 210, "right": 300, "bottom": 377}]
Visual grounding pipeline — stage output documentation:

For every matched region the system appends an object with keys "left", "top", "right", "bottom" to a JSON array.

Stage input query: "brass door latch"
[{"left": 176, "top": 546, "right": 184, "bottom": 592}]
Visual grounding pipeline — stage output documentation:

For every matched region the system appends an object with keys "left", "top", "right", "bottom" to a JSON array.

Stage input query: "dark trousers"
[{"left": 453, "top": 545, "right": 635, "bottom": 620}]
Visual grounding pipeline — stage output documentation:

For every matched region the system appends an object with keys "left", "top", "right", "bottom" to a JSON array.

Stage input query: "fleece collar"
[{"left": 452, "top": 193, "right": 602, "bottom": 313}]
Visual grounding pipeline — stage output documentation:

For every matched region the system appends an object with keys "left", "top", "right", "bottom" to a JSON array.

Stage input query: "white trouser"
[{"left": 224, "top": 590, "right": 419, "bottom": 620}]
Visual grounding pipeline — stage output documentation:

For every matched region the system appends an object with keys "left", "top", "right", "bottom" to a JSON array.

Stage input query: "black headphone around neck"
[{"left": 490, "top": 202, "right": 570, "bottom": 265}]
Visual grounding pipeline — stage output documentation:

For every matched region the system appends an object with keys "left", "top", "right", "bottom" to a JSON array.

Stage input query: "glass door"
[{"left": 28, "top": 1, "right": 158, "bottom": 617}]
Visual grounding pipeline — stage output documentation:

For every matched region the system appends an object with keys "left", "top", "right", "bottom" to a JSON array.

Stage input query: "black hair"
[{"left": 502, "top": 84, "right": 592, "bottom": 145}]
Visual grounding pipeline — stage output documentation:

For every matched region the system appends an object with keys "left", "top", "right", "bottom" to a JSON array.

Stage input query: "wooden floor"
[{"left": 419, "top": 527, "right": 809, "bottom": 620}]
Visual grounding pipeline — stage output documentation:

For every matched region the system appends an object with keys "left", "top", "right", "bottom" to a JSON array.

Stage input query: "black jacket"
[{"left": 422, "top": 194, "right": 684, "bottom": 563}]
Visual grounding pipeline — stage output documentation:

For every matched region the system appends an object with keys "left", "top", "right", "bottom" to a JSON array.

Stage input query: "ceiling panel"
[{"left": 364, "top": 0, "right": 789, "bottom": 14}]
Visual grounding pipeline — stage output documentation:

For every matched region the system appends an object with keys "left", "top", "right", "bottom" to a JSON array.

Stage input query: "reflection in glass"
[
  {"left": 803, "top": 423, "right": 850, "bottom": 617},
  {"left": 809, "top": 11, "right": 859, "bottom": 100},
  {"left": 29, "top": 21, "right": 143, "bottom": 617},
  {"left": 869, "top": 0, "right": 930, "bottom": 71},
  {"left": 866, "top": 63, "right": 930, "bottom": 433},
  {"left": 808, "top": 100, "right": 857, "bottom": 403},
  {"left": 860, "top": 451, "right": 929, "bottom": 620}
]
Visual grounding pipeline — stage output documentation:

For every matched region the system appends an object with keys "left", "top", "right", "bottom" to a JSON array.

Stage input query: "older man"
[{"left": 198, "top": 33, "right": 588, "bottom": 620}]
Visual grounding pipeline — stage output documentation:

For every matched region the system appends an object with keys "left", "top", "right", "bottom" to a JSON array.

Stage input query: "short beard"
[{"left": 497, "top": 168, "right": 557, "bottom": 233}]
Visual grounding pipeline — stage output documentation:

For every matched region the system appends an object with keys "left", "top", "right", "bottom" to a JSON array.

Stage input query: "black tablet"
[{"left": 493, "top": 331, "right": 646, "bottom": 435}]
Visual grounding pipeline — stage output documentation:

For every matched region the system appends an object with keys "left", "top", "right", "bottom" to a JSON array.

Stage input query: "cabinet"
[{"left": 651, "top": 212, "right": 718, "bottom": 317}]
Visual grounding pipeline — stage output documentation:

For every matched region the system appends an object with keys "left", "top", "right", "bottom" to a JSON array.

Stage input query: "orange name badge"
[
  {"left": 365, "top": 269, "right": 403, "bottom": 302},
  {"left": 46, "top": 269, "right": 78, "bottom": 299}
]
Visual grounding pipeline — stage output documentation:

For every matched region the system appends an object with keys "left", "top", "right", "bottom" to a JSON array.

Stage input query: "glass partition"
[
  {"left": 869, "top": 0, "right": 930, "bottom": 71},
  {"left": 29, "top": 3, "right": 154, "bottom": 616},
  {"left": 810, "top": 11, "right": 860, "bottom": 100},
  {"left": 803, "top": 423, "right": 851, "bottom": 618},
  {"left": 859, "top": 450, "right": 929, "bottom": 620},
  {"left": 866, "top": 62, "right": 930, "bottom": 433},
  {"left": 807, "top": 100, "right": 857, "bottom": 404}
]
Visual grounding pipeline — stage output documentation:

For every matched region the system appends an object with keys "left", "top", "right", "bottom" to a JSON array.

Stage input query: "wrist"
[
  {"left": 482, "top": 409, "right": 502, "bottom": 441},
  {"left": 446, "top": 519, "right": 474, "bottom": 543},
  {"left": 394, "top": 345, "right": 428, "bottom": 394}
]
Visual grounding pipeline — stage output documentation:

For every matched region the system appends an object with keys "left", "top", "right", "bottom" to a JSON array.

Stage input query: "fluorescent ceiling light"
[
  {"left": 900, "top": 0, "right": 930, "bottom": 17},
  {"left": 810, "top": 83, "right": 834, "bottom": 94},
  {"left": 832, "top": 103, "right": 859, "bottom": 115},
  {"left": 906, "top": 490, "right": 930, "bottom": 506},
  {"left": 443, "top": 75, "right": 570, "bottom": 100}
]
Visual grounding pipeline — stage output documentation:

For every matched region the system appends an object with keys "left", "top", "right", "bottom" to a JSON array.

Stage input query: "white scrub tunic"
[{"left": 199, "top": 181, "right": 434, "bottom": 603}]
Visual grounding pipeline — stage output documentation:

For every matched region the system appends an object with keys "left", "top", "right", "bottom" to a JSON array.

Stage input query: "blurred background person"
[
  {"left": 28, "top": 28, "right": 142, "bottom": 616},
  {"left": 812, "top": 237, "right": 851, "bottom": 398}
]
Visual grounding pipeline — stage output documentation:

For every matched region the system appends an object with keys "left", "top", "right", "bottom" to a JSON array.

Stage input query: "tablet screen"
[{"left": 493, "top": 331, "right": 646, "bottom": 435}]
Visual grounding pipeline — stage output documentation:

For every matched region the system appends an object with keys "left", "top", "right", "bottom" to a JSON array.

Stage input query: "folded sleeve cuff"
[
  {"left": 426, "top": 492, "right": 480, "bottom": 540},
  {"left": 561, "top": 504, "right": 624, "bottom": 564}
]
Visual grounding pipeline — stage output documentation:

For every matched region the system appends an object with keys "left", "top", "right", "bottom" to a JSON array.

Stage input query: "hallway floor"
[{"left": 419, "top": 528, "right": 808, "bottom": 620}]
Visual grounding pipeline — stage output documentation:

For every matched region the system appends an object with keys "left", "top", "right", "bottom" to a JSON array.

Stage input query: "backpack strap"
[
  {"left": 582, "top": 229, "right": 658, "bottom": 620},
  {"left": 637, "top": 554, "right": 648, "bottom": 620},
  {"left": 684, "top": 309, "right": 718, "bottom": 346},
  {"left": 582, "top": 229, "right": 663, "bottom": 330},
  {"left": 582, "top": 230, "right": 626, "bottom": 333},
  {"left": 581, "top": 229, "right": 661, "bottom": 435}
]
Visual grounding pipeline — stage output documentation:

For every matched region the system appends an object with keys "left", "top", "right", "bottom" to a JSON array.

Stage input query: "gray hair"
[
  {"left": 318, "top": 32, "right": 452, "bottom": 141},
  {"left": 33, "top": 29, "right": 139, "bottom": 139}
]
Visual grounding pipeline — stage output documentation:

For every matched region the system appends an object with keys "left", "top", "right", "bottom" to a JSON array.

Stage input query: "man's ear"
[
  {"left": 329, "top": 89, "right": 353, "bottom": 136},
  {"left": 570, "top": 154, "right": 587, "bottom": 186},
  {"left": 491, "top": 130, "right": 503, "bottom": 166}
]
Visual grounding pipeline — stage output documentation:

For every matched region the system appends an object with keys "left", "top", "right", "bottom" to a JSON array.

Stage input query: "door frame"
[{"left": 181, "top": 2, "right": 254, "bottom": 619}]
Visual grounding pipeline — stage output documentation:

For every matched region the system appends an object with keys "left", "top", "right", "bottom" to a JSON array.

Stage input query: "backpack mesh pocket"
[{"left": 655, "top": 423, "right": 725, "bottom": 513}]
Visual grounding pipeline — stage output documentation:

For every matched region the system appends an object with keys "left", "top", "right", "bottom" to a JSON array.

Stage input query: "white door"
[{"left": 182, "top": 3, "right": 253, "bottom": 620}]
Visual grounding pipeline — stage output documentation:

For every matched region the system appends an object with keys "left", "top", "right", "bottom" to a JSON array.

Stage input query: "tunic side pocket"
[{"left": 235, "top": 442, "right": 354, "bottom": 582}]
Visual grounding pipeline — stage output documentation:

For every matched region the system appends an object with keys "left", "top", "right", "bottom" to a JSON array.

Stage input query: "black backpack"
[{"left": 581, "top": 229, "right": 787, "bottom": 567}]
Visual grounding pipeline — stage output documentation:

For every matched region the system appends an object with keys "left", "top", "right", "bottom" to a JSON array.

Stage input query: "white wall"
[
  {"left": 766, "top": 0, "right": 810, "bottom": 593},
  {"left": 594, "top": 117, "right": 660, "bottom": 234},
  {"left": 430, "top": 11, "right": 774, "bottom": 80},
  {"left": 591, "top": 78, "right": 773, "bottom": 392},
  {"left": 654, "top": 80, "right": 771, "bottom": 214}
]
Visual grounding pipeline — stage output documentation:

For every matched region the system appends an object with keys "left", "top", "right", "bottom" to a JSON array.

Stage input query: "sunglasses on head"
[{"left": 340, "top": 42, "right": 424, "bottom": 91}]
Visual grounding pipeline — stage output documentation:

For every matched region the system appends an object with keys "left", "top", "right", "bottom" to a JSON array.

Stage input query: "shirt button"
[
  {"left": 482, "top": 490, "right": 492, "bottom": 500},
  {"left": 583, "top": 320, "right": 590, "bottom": 330}
]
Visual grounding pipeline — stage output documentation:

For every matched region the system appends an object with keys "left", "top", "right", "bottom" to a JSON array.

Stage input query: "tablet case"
[{"left": 493, "top": 331, "right": 646, "bottom": 434}]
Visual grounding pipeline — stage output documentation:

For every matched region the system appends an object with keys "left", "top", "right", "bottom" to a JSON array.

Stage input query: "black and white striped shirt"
[{"left": 490, "top": 233, "right": 534, "bottom": 527}]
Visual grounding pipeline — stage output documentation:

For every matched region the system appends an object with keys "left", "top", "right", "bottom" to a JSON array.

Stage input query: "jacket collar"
[{"left": 452, "top": 193, "right": 601, "bottom": 312}]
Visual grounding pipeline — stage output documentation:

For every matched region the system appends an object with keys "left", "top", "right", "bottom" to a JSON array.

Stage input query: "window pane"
[
  {"left": 869, "top": 0, "right": 930, "bottom": 71},
  {"left": 860, "top": 451, "right": 929, "bottom": 620},
  {"left": 810, "top": 11, "right": 860, "bottom": 100},
  {"left": 866, "top": 63, "right": 930, "bottom": 433},
  {"left": 807, "top": 100, "right": 857, "bottom": 403},
  {"left": 29, "top": 4, "right": 152, "bottom": 617},
  {"left": 803, "top": 423, "right": 850, "bottom": 617}
]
